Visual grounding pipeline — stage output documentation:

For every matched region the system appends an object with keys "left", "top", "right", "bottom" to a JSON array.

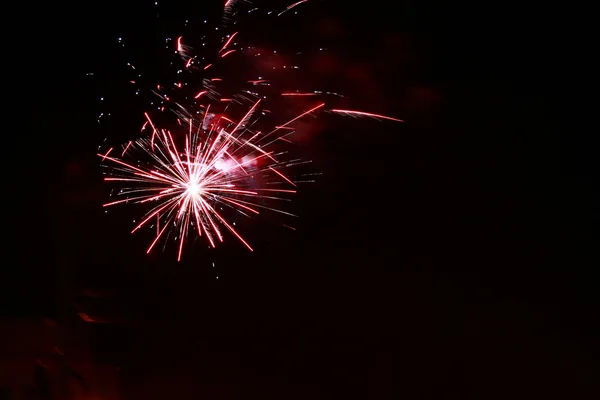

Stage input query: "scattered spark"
[
  {"left": 220, "top": 49, "right": 236, "bottom": 58},
  {"left": 121, "top": 141, "right": 132, "bottom": 156},
  {"left": 281, "top": 92, "right": 318, "bottom": 96},
  {"left": 278, "top": 0, "right": 310, "bottom": 17},
  {"left": 219, "top": 32, "right": 238, "bottom": 53},
  {"left": 330, "top": 109, "right": 404, "bottom": 122}
]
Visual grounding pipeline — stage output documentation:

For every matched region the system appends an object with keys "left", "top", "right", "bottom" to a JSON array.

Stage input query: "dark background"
[{"left": 4, "top": 0, "right": 598, "bottom": 398}]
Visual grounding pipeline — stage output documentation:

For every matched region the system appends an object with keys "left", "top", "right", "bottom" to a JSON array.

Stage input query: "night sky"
[{"left": 4, "top": 1, "right": 598, "bottom": 398}]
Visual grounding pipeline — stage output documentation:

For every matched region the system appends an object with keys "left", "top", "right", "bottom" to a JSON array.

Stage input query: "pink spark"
[
  {"left": 219, "top": 32, "right": 238, "bottom": 53},
  {"left": 101, "top": 147, "right": 113, "bottom": 161},
  {"left": 121, "top": 141, "right": 132, "bottom": 156},
  {"left": 278, "top": 0, "right": 309, "bottom": 16},
  {"left": 281, "top": 92, "right": 317, "bottom": 96},
  {"left": 269, "top": 167, "right": 297, "bottom": 187},
  {"left": 330, "top": 109, "right": 404, "bottom": 122},
  {"left": 220, "top": 49, "right": 236, "bottom": 58}
]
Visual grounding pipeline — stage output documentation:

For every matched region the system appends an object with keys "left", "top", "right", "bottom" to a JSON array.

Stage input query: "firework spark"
[
  {"left": 278, "top": 0, "right": 310, "bottom": 17},
  {"left": 329, "top": 109, "right": 404, "bottom": 122},
  {"left": 101, "top": 101, "right": 323, "bottom": 260}
]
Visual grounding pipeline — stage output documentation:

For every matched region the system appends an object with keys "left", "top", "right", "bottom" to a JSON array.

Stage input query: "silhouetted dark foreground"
[{"left": 2, "top": 245, "right": 598, "bottom": 399}]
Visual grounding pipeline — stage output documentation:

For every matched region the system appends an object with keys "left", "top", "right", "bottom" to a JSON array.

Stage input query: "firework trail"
[
  {"left": 98, "top": 0, "right": 402, "bottom": 259},
  {"left": 328, "top": 109, "right": 403, "bottom": 122}
]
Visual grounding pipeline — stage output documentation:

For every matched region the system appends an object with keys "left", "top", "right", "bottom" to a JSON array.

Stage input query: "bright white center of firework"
[{"left": 186, "top": 182, "right": 202, "bottom": 196}]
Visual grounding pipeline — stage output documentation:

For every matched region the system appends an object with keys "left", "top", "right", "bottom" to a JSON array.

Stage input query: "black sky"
[{"left": 4, "top": 1, "right": 598, "bottom": 398}]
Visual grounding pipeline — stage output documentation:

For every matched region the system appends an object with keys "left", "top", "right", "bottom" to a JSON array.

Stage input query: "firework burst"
[
  {"left": 101, "top": 97, "right": 324, "bottom": 260},
  {"left": 97, "top": 0, "right": 402, "bottom": 259}
]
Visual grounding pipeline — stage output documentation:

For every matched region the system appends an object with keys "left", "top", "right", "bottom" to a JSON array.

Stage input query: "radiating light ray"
[
  {"left": 219, "top": 32, "right": 238, "bottom": 53},
  {"left": 278, "top": 0, "right": 310, "bottom": 17},
  {"left": 281, "top": 92, "right": 318, "bottom": 96},
  {"left": 329, "top": 109, "right": 404, "bottom": 122},
  {"left": 259, "top": 103, "right": 324, "bottom": 145}
]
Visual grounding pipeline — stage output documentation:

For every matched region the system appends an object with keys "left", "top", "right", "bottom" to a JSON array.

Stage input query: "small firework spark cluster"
[{"left": 98, "top": 0, "right": 401, "bottom": 260}]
